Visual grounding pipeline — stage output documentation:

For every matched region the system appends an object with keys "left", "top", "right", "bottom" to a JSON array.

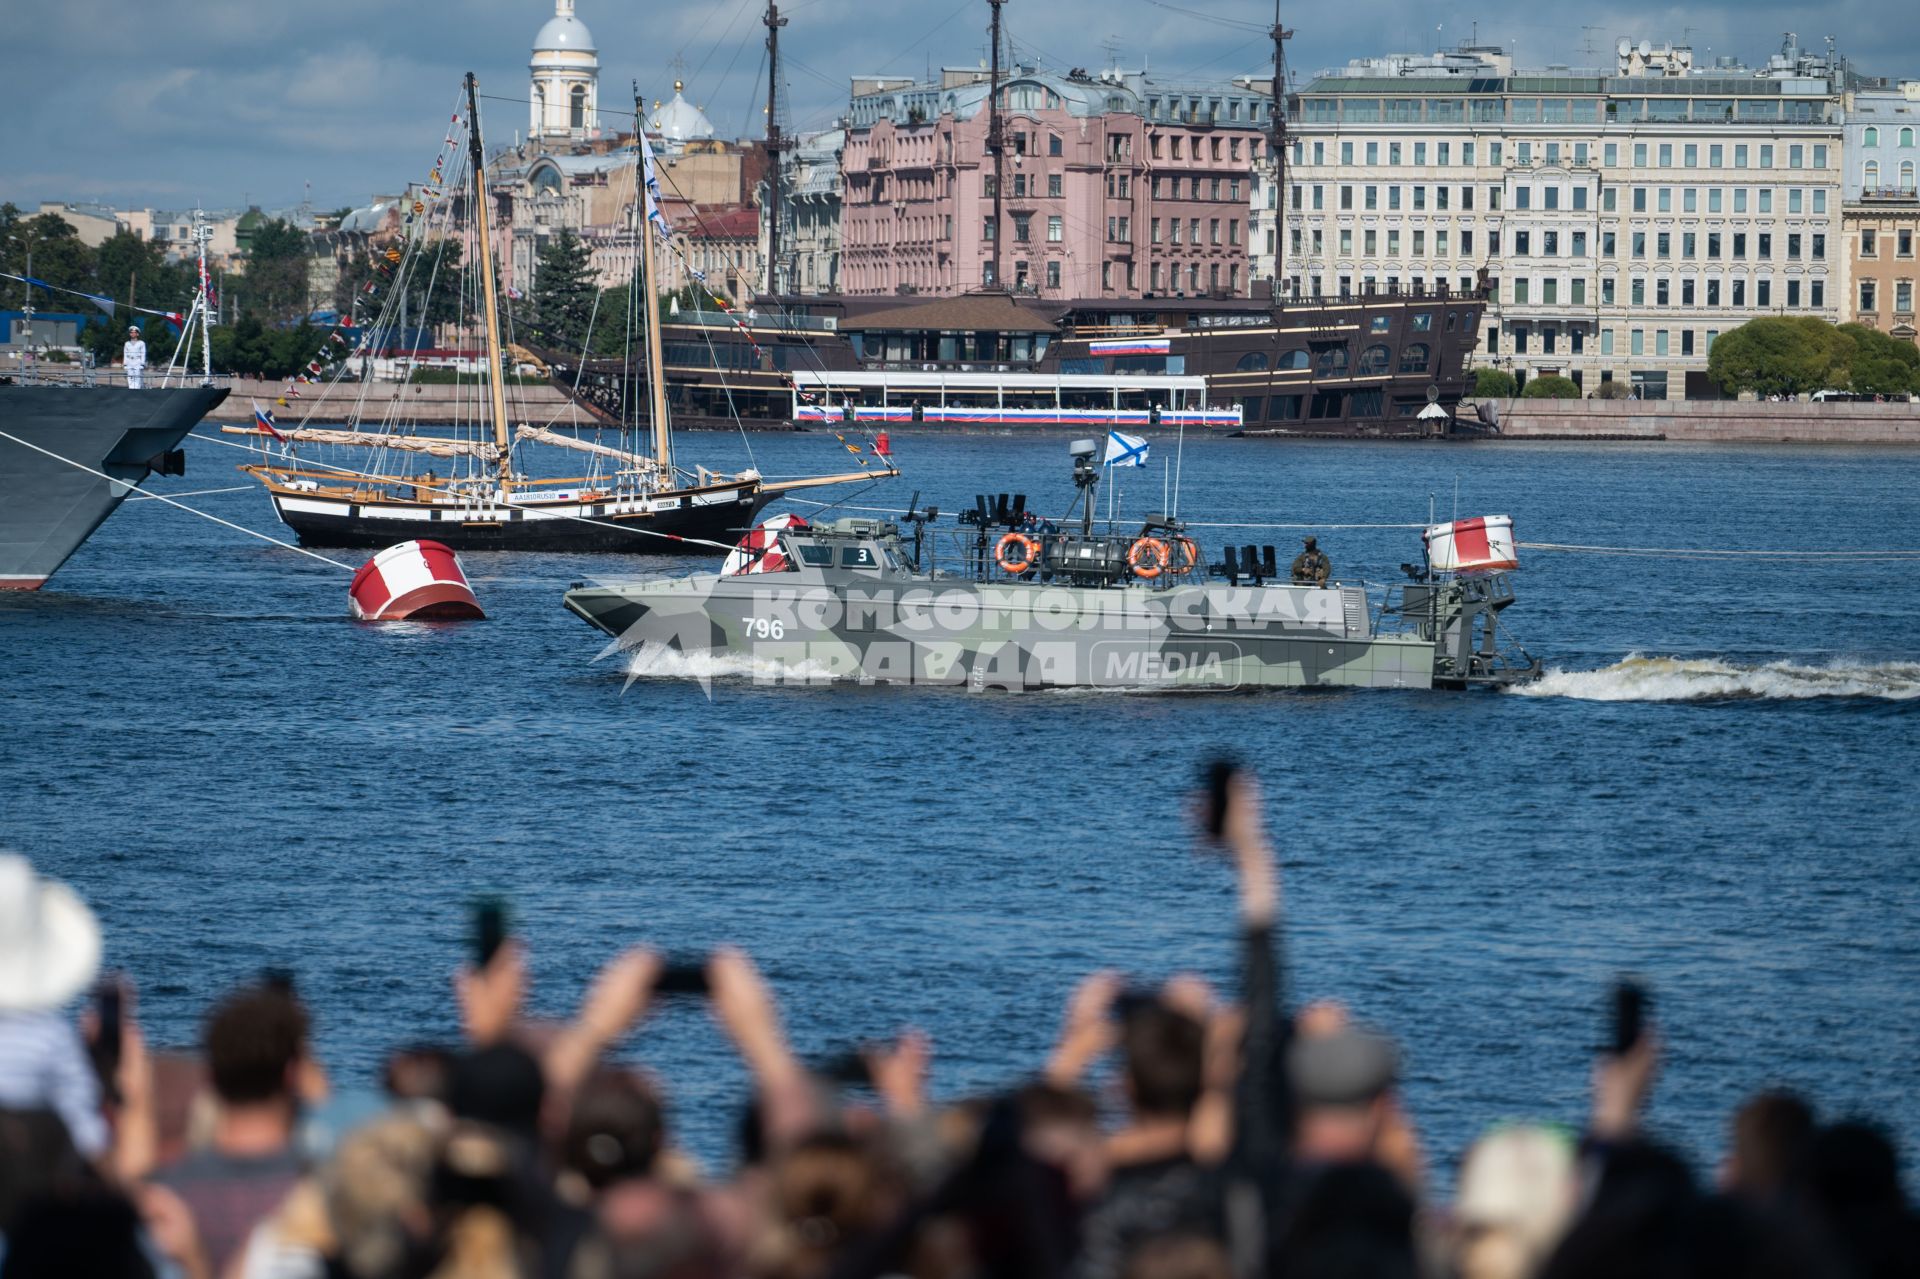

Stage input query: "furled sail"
[
  {"left": 221, "top": 425, "right": 500, "bottom": 461},
  {"left": 513, "top": 424, "right": 661, "bottom": 473}
]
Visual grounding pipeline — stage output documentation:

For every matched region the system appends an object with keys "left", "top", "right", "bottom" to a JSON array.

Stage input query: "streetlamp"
[{"left": 7, "top": 233, "right": 36, "bottom": 355}]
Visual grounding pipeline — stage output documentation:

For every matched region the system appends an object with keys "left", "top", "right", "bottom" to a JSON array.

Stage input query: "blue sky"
[{"left": 6, "top": 0, "right": 1914, "bottom": 214}]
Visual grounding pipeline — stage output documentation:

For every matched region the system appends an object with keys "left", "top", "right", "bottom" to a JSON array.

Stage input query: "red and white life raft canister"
[
  {"left": 721, "top": 513, "right": 810, "bottom": 576},
  {"left": 1423, "top": 515, "right": 1519, "bottom": 574},
  {"left": 348, "top": 540, "right": 485, "bottom": 621}
]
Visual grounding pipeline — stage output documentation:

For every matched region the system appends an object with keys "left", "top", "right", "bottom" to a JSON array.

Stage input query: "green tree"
[
  {"left": 1590, "top": 379, "right": 1632, "bottom": 399},
  {"left": 1521, "top": 374, "right": 1581, "bottom": 399},
  {"left": 529, "top": 227, "right": 596, "bottom": 351},
  {"left": 1708, "top": 316, "right": 1852, "bottom": 397},
  {"left": 0, "top": 212, "right": 97, "bottom": 296},
  {"left": 1472, "top": 367, "right": 1517, "bottom": 398},
  {"left": 240, "top": 217, "right": 313, "bottom": 323},
  {"left": 1837, "top": 323, "right": 1920, "bottom": 396},
  {"left": 417, "top": 236, "right": 466, "bottom": 327}
]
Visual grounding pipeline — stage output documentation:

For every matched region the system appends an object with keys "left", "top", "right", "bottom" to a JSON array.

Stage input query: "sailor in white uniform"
[{"left": 122, "top": 326, "right": 147, "bottom": 389}]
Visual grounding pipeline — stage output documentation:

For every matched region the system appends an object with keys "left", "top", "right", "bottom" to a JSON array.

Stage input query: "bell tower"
[{"left": 529, "top": 0, "right": 599, "bottom": 140}]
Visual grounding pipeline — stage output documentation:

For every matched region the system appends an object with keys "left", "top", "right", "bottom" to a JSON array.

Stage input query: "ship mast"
[
  {"left": 987, "top": 0, "right": 1006, "bottom": 291},
  {"left": 464, "top": 73, "right": 514, "bottom": 493},
  {"left": 764, "top": 2, "right": 789, "bottom": 297},
  {"left": 1269, "top": 0, "right": 1291, "bottom": 298},
  {"left": 636, "top": 91, "right": 673, "bottom": 475},
  {"left": 192, "top": 210, "right": 214, "bottom": 385}
]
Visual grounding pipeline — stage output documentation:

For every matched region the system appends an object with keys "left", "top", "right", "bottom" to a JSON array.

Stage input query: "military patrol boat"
[{"left": 563, "top": 439, "right": 1542, "bottom": 692}]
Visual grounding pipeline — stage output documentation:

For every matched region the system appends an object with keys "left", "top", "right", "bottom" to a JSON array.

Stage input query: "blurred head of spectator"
[
  {"left": 447, "top": 1043, "right": 545, "bottom": 1143},
  {"left": 751, "top": 1132, "right": 899, "bottom": 1279},
  {"left": 1800, "top": 1120, "right": 1920, "bottom": 1278},
  {"left": 0, "top": 1189, "right": 155, "bottom": 1279},
  {"left": 1289, "top": 1015, "right": 1402, "bottom": 1166},
  {"left": 1451, "top": 1124, "right": 1580, "bottom": 1279},
  {"left": 151, "top": 982, "right": 313, "bottom": 1275},
  {"left": 0, "top": 854, "right": 108, "bottom": 1162},
  {"left": 1119, "top": 1001, "right": 1205, "bottom": 1126},
  {"left": 1722, "top": 1090, "right": 1815, "bottom": 1204},
  {"left": 563, "top": 1068, "right": 666, "bottom": 1195}
]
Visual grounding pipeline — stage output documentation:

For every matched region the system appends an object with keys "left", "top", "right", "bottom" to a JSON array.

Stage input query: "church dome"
[
  {"left": 649, "top": 83, "right": 715, "bottom": 143},
  {"left": 533, "top": 0, "right": 595, "bottom": 55}
]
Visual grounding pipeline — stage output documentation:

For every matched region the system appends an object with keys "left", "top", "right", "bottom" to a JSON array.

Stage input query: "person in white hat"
[
  {"left": 0, "top": 852, "right": 109, "bottom": 1158},
  {"left": 123, "top": 325, "right": 147, "bottom": 389}
]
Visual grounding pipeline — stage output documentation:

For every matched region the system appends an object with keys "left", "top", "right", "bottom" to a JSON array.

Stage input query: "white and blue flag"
[{"left": 1104, "top": 430, "right": 1150, "bottom": 468}]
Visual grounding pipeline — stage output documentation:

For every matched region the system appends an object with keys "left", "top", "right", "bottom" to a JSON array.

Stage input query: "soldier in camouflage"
[{"left": 1291, "top": 536, "right": 1330, "bottom": 586}]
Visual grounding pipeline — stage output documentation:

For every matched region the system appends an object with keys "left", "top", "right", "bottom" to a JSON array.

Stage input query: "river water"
[{"left": 3, "top": 428, "right": 1916, "bottom": 1185}]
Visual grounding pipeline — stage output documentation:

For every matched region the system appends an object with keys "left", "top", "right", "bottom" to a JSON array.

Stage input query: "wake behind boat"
[
  {"left": 564, "top": 438, "right": 1542, "bottom": 691},
  {"left": 228, "top": 74, "right": 891, "bottom": 554}
]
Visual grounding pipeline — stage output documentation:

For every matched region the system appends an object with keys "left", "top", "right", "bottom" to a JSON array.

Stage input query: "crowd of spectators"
[{"left": 1, "top": 773, "right": 1914, "bottom": 1278}]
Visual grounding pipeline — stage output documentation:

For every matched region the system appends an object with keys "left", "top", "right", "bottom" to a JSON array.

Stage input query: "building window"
[
  {"left": 1015, "top": 214, "right": 1032, "bottom": 243},
  {"left": 1048, "top": 214, "right": 1062, "bottom": 242},
  {"left": 1860, "top": 280, "right": 1877, "bottom": 312},
  {"left": 1897, "top": 281, "right": 1914, "bottom": 312},
  {"left": 1865, "top": 161, "right": 1881, "bottom": 189},
  {"left": 1865, "top": 126, "right": 1880, "bottom": 147}
]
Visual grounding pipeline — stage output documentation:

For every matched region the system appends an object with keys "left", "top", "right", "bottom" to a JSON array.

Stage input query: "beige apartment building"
[
  {"left": 1840, "top": 84, "right": 1920, "bottom": 345},
  {"left": 1278, "top": 38, "right": 1847, "bottom": 398}
]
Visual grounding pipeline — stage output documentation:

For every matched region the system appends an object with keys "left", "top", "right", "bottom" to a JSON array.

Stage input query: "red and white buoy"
[{"left": 348, "top": 540, "right": 485, "bottom": 621}]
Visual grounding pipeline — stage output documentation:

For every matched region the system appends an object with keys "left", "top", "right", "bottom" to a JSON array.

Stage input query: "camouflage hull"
[{"left": 564, "top": 574, "right": 1438, "bottom": 692}]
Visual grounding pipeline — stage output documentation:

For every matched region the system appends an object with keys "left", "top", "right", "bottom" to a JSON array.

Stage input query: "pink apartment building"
[{"left": 840, "top": 69, "right": 1272, "bottom": 299}]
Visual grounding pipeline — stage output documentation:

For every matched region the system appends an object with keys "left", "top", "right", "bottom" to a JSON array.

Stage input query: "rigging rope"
[
  {"left": 1520, "top": 542, "right": 1920, "bottom": 561},
  {"left": 0, "top": 429, "right": 354, "bottom": 572}
]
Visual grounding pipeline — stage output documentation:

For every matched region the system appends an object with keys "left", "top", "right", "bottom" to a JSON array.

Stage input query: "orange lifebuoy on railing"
[
  {"left": 1169, "top": 536, "right": 1201, "bottom": 574},
  {"left": 1128, "top": 537, "right": 1170, "bottom": 579},
  {"left": 995, "top": 531, "right": 1040, "bottom": 575}
]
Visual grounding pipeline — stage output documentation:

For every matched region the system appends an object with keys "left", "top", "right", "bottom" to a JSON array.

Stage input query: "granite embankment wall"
[
  {"left": 1493, "top": 398, "right": 1920, "bottom": 444},
  {"left": 201, "top": 378, "right": 594, "bottom": 425}
]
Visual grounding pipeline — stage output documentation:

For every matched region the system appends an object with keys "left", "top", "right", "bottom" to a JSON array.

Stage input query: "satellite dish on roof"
[
  {"left": 1639, "top": 39, "right": 1652, "bottom": 56},
  {"left": 1617, "top": 38, "right": 1631, "bottom": 57}
]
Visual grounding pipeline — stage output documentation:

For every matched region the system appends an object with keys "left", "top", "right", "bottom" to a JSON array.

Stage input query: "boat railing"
[{"left": 0, "top": 360, "right": 239, "bottom": 390}]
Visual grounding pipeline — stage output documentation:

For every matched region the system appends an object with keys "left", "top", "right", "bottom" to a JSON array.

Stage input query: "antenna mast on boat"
[
  {"left": 1269, "top": 0, "right": 1291, "bottom": 298},
  {"left": 764, "top": 2, "right": 789, "bottom": 297},
  {"left": 636, "top": 88, "right": 673, "bottom": 477},
  {"left": 987, "top": 0, "right": 1005, "bottom": 291},
  {"left": 464, "top": 72, "right": 514, "bottom": 494}
]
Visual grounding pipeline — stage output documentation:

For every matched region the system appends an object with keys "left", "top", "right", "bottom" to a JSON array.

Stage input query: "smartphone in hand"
[
  {"left": 90, "top": 975, "right": 124, "bottom": 1103},
  {"left": 474, "top": 898, "right": 509, "bottom": 967},
  {"left": 1203, "top": 757, "right": 1239, "bottom": 842},
  {"left": 1611, "top": 978, "right": 1650, "bottom": 1055},
  {"left": 655, "top": 959, "right": 711, "bottom": 996}
]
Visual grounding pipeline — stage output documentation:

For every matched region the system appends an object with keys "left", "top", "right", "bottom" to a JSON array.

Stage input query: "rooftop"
[{"left": 843, "top": 293, "right": 1066, "bottom": 333}]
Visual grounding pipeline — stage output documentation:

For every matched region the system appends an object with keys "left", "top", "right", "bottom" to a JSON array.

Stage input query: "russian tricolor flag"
[{"left": 252, "top": 401, "right": 285, "bottom": 441}]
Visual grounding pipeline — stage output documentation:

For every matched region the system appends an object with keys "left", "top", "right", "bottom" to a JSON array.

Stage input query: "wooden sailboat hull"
[{"left": 263, "top": 477, "right": 772, "bottom": 553}]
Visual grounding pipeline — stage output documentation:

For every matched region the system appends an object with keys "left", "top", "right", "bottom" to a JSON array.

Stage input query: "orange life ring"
[
  {"left": 995, "top": 530, "right": 1040, "bottom": 575},
  {"left": 1128, "top": 537, "right": 1170, "bottom": 579},
  {"left": 1169, "top": 536, "right": 1201, "bottom": 574}
]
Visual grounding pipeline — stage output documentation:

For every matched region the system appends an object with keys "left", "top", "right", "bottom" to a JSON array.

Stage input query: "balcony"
[{"left": 1858, "top": 187, "right": 1920, "bottom": 204}]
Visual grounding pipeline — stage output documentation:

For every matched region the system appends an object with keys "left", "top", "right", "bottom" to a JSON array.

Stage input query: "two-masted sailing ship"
[{"left": 230, "top": 74, "right": 889, "bottom": 553}]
